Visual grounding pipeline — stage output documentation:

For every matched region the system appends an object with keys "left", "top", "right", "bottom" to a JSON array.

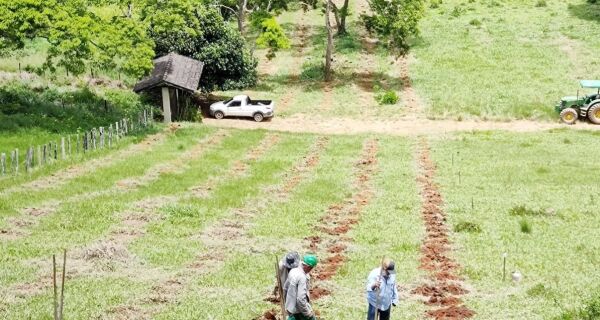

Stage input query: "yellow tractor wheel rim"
[
  {"left": 565, "top": 113, "right": 574, "bottom": 121},
  {"left": 595, "top": 109, "right": 600, "bottom": 118}
]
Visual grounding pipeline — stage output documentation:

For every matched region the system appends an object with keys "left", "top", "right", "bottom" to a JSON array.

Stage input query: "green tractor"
[{"left": 556, "top": 80, "right": 600, "bottom": 125}]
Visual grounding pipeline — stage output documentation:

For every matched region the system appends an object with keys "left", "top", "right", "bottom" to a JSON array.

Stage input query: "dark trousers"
[{"left": 367, "top": 304, "right": 390, "bottom": 320}]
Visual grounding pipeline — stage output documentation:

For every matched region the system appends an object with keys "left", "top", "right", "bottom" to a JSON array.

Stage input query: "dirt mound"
[
  {"left": 255, "top": 309, "right": 279, "bottom": 320},
  {"left": 414, "top": 138, "right": 474, "bottom": 319},
  {"left": 310, "top": 286, "right": 331, "bottom": 299},
  {"left": 426, "top": 305, "right": 476, "bottom": 319},
  {"left": 79, "top": 241, "right": 131, "bottom": 262}
]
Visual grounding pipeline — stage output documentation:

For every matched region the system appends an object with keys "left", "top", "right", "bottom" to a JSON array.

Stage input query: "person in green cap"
[{"left": 283, "top": 255, "right": 318, "bottom": 320}]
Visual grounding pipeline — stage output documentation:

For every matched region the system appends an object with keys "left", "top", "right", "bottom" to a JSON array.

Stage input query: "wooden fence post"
[
  {"left": 26, "top": 147, "right": 33, "bottom": 172},
  {"left": 99, "top": 127, "right": 104, "bottom": 149},
  {"left": 10, "top": 149, "right": 17, "bottom": 174},
  {"left": 123, "top": 118, "right": 128, "bottom": 135},
  {"left": 61, "top": 137, "right": 66, "bottom": 160},
  {"left": 76, "top": 134, "right": 80, "bottom": 154},
  {"left": 1, "top": 153, "right": 5, "bottom": 175},
  {"left": 108, "top": 125, "right": 113, "bottom": 148},
  {"left": 43, "top": 145, "right": 47, "bottom": 164},
  {"left": 83, "top": 133, "right": 87, "bottom": 153},
  {"left": 52, "top": 142, "right": 57, "bottom": 160},
  {"left": 150, "top": 108, "right": 154, "bottom": 125},
  {"left": 92, "top": 129, "right": 97, "bottom": 150},
  {"left": 37, "top": 145, "right": 42, "bottom": 167},
  {"left": 115, "top": 122, "right": 120, "bottom": 140}
]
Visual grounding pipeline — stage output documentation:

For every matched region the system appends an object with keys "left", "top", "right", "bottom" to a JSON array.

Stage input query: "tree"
[
  {"left": 330, "top": 0, "right": 351, "bottom": 35},
  {"left": 0, "top": 0, "right": 155, "bottom": 78},
  {"left": 361, "top": 0, "right": 425, "bottom": 55},
  {"left": 255, "top": 17, "right": 291, "bottom": 60},
  {"left": 325, "top": 0, "right": 334, "bottom": 82},
  {"left": 151, "top": 6, "right": 258, "bottom": 91}
]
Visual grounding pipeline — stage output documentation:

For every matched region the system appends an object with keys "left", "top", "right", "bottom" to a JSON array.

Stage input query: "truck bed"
[{"left": 249, "top": 99, "right": 272, "bottom": 105}]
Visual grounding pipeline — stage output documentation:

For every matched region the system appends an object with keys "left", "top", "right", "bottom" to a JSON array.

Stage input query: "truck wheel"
[
  {"left": 560, "top": 108, "right": 578, "bottom": 125},
  {"left": 214, "top": 111, "right": 224, "bottom": 120},
  {"left": 588, "top": 104, "right": 600, "bottom": 124},
  {"left": 253, "top": 112, "right": 264, "bottom": 122}
]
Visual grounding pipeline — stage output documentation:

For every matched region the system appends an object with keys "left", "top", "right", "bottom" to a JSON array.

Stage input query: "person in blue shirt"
[{"left": 365, "top": 258, "right": 399, "bottom": 320}]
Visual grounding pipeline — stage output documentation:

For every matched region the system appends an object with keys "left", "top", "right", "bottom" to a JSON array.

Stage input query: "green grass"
[
  {"left": 430, "top": 129, "right": 600, "bottom": 319},
  {"left": 3, "top": 125, "right": 600, "bottom": 319},
  {"left": 411, "top": 0, "right": 600, "bottom": 120}
]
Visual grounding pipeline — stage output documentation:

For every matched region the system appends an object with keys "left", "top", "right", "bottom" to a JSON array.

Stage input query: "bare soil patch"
[
  {"left": 203, "top": 115, "right": 591, "bottom": 136},
  {"left": 412, "top": 138, "right": 474, "bottom": 319}
]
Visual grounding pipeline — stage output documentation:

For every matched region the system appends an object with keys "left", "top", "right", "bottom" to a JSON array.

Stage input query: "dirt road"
[{"left": 203, "top": 115, "right": 599, "bottom": 136}]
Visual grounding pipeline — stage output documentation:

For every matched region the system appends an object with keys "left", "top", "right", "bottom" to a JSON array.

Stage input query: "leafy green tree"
[
  {"left": 0, "top": 0, "right": 155, "bottom": 77},
  {"left": 361, "top": 0, "right": 425, "bottom": 54},
  {"left": 256, "top": 17, "right": 291, "bottom": 60},
  {"left": 151, "top": 6, "right": 258, "bottom": 91}
]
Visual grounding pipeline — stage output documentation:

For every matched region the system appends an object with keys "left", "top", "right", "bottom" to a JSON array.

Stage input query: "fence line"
[{"left": 0, "top": 108, "right": 154, "bottom": 177}]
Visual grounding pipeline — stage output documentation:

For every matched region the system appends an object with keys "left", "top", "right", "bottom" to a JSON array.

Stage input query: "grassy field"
[{"left": 1, "top": 124, "right": 599, "bottom": 319}]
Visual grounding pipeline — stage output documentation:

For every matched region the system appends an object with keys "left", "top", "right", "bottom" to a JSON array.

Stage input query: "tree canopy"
[{"left": 362, "top": 0, "right": 425, "bottom": 54}]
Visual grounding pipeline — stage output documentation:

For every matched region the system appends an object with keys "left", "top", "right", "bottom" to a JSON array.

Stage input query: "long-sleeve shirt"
[
  {"left": 278, "top": 260, "right": 291, "bottom": 291},
  {"left": 283, "top": 267, "right": 313, "bottom": 316},
  {"left": 365, "top": 267, "right": 399, "bottom": 311}
]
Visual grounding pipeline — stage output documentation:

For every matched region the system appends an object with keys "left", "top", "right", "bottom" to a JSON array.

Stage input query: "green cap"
[{"left": 303, "top": 255, "right": 318, "bottom": 268}]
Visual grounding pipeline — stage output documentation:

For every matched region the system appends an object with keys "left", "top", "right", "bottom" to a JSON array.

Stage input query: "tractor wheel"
[
  {"left": 588, "top": 104, "right": 600, "bottom": 124},
  {"left": 560, "top": 108, "right": 578, "bottom": 125},
  {"left": 214, "top": 111, "right": 224, "bottom": 120}
]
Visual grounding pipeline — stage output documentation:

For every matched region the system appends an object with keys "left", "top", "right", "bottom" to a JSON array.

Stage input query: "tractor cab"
[{"left": 556, "top": 80, "right": 600, "bottom": 125}]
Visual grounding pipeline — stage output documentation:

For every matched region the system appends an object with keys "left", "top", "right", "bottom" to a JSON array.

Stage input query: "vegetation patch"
[{"left": 453, "top": 221, "right": 482, "bottom": 233}]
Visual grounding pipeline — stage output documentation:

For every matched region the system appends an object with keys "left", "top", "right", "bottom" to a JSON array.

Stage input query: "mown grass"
[
  {"left": 0, "top": 126, "right": 210, "bottom": 228},
  {"left": 322, "top": 137, "right": 424, "bottom": 319},
  {"left": 0, "top": 128, "right": 258, "bottom": 287},
  {"left": 430, "top": 129, "right": 600, "bottom": 319},
  {"left": 0, "top": 129, "right": 152, "bottom": 191},
  {"left": 153, "top": 135, "right": 363, "bottom": 318},
  {"left": 411, "top": 0, "right": 600, "bottom": 120},
  {"left": 131, "top": 133, "right": 314, "bottom": 268}
]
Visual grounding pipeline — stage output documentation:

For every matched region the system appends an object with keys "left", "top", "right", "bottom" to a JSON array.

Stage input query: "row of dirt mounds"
[
  {"left": 107, "top": 135, "right": 328, "bottom": 320},
  {"left": 257, "top": 138, "right": 378, "bottom": 320},
  {"left": 2, "top": 129, "right": 228, "bottom": 306},
  {"left": 1, "top": 129, "right": 170, "bottom": 196},
  {"left": 411, "top": 138, "right": 475, "bottom": 320},
  {"left": 0, "top": 130, "right": 229, "bottom": 243}
]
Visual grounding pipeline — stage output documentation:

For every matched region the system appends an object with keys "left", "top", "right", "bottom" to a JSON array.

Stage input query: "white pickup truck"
[{"left": 209, "top": 95, "right": 274, "bottom": 122}]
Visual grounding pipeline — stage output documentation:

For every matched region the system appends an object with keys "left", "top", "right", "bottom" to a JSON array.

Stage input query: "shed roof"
[{"left": 133, "top": 53, "right": 204, "bottom": 93}]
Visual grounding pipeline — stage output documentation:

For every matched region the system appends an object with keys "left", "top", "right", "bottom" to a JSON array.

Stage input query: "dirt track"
[{"left": 203, "top": 116, "right": 600, "bottom": 136}]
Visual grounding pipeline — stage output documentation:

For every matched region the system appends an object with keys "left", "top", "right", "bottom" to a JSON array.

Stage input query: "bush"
[
  {"left": 469, "top": 19, "right": 482, "bottom": 27},
  {"left": 430, "top": 0, "right": 443, "bottom": 8},
  {"left": 509, "top": 205, "right": 547, "bottom": 217},
  {"left": 0, "top": 81, "right": 152, "bottom": 133},
  {"left": 519, "top": 219, "right": 532, "bottom": 233},
  {"left": 555, "top": 291, "right": 600, "bottom": 319},
  {"left": 454, "top": 221, "right": 482, "bottom": 233},
  {"left": 376, "top": 90, "right": 399, "bottom": 105},
  {"left": 300, "top": 62, "right": 324, "bottom": 81},
  {"left": 535, "top": 0, "right": 547, "bottom": 7}
]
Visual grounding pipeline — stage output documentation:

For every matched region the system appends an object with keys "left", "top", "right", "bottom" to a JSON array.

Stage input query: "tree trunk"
[
  {"left": 237, "top": 0, "right": 248, "bottom": 33},
  {"left": 325, "top": 0, "right": 334, "bottom": 82},
  {"left": 338, "top": 0, "right": 349, "bottom": 35},
  {"left": 330, "top": 2, "right": 341, "bottom": 32}
]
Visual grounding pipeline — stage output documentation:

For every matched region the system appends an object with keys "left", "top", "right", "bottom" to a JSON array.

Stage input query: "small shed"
[{"left": 133, "top": 53, "right": 204, "bottom": 123}]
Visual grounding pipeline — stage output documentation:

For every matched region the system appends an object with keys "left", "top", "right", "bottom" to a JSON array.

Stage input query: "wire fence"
[{"left": 0, "top": 108, "right": 154, "bottom": 177}]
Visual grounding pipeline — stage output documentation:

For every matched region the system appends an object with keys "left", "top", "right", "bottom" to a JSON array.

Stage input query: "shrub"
[
  {"left": 555, "top": 291, "right": 600, "bottom": 319},
  {"left": 300, "top": 62, "right": 324, "bottom": 81},
  {"left": 430, "top": 0, "right": 443, "bottom": 8},
  {"left": 509, "top": 205, "right": 546, "bottom": 217},
  {"left": 376, "top": 90, "right": 399, "bottom": 105},
  {"left": 454, "top": 221, "right": 482, "bottom": 233},
  {"left": 469, "top": 19, "right": 482, "bottom": 27},
  {"left": 520, "top": 219, "right": 532, "bottom": 233},
  {"left": 535, "top": 0, "right": 547, "bottom": 7}
]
